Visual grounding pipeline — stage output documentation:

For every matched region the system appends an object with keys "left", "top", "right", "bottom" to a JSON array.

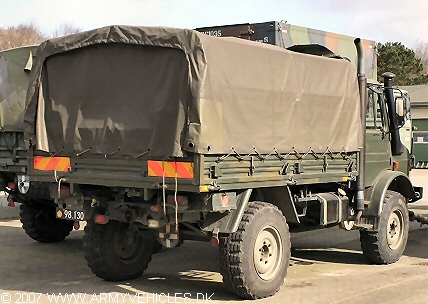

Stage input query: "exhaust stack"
[
  {"left": 354, "top": 38, "right": 367, "bottom": 213},
  {"left": 382, "top": 72, "right": 404, "bottom": 156}
]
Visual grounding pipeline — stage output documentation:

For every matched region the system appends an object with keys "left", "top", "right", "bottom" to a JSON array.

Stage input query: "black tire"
[
  {"left": 19, "top": 204, "right": 73, "bottom": 243},
  {"left": 152, "top": 239, "right": 164, "bottom": 253},
  {"left": 83, "top": 220, "right": 154, "bottom": 281},
  {"left": 360, "top": 190, "right": 409, "bottom": 264},
  {"left": 219, "top": 201, "right": 291, "bottom": 299},
  {"left": 152, "top": 239, "right": 184, "bottom": 252}
]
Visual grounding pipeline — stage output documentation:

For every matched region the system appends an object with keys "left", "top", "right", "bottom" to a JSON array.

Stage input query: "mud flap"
[
  {"left": 17, "top": 175, "right": 30, "bottom": 194},
  {"left": 201, "top": 189, "right": 252, "bottom": 234},
  {"left": 158, "top": 224, "right": 179, "bottom": 248}
]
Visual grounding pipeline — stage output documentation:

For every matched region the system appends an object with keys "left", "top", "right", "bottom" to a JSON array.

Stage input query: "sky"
[{"left": 1, "top": 0, "right": 427, "bottom": 48}]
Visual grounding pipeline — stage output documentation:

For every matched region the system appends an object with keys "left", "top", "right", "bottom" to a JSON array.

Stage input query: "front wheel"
[
  {"left": 360, "top": 190, "right": 409, "bottom": 264},
  {"left": 83, "top": 220, "right": 154, "bottom": 281},
  {"left": 219, "top": 201, "right": 291, "bottom": 299}
]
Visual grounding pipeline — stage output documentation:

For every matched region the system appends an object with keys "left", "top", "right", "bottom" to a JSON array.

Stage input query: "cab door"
[
  {"left": 365, "top": 87, "right": 391, "bottom": 186},
  {"left": 398, "top": 92, "right": 412, "bottom": 153}
]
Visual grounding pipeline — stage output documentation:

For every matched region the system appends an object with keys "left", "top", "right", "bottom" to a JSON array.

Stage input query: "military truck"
[
  {"left": 23, "top": 26, "right": 422, "bottom": 299},
  {"left": 0, "top": 46, "right": 34, "bottom": 196},
  {"left": 0, "top": 45, "right": 74, "bottom": 243}
]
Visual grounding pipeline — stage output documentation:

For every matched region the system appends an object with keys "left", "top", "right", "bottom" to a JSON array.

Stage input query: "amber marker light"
[{"left": 393, "top": 161, "right": 400, "bottom": 170}]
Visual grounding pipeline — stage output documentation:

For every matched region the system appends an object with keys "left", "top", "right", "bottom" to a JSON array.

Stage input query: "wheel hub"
[
  {"left": 258, "top": 241, "right": 273, "bottom": 265},
  {"left": 253, "top": 226, "right": 282, "bottom": 281},
  {"left": 113, "top": 225, "right": 144, "bottom": 262},
  {"left": 387, "top": 209, "right": 404, "bottom": 250}
]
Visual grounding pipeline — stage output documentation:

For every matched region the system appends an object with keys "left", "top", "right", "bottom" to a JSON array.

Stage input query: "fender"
[
  {"left": 201, "top": 186, "right": 300, "bottom": 234},
  {"left": 364, "top": 169, "right": 416, "bottom": 217}
]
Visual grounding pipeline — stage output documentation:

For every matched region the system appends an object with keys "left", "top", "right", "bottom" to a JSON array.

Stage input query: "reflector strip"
[
  {"left": 148, "top": 160, "right": 194, "bottom": 179},
  {"left": 33, "top": 156, "right": 71, "bottom": 172}
]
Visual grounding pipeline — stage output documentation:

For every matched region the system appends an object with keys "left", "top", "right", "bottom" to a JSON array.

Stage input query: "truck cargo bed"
[{"left": 29, "top": 150, "right": 358, "bottom": 193}]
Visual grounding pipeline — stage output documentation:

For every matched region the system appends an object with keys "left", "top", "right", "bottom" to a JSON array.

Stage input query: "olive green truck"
[
  {"left": 20, "top": 26, "right": 424, "bottom": 299},
  {"left": 1, "top": 46, "right": 74, "bottom": 241},
  {"left": 0, "top": 46, "right": 35, "bottom": 199}
]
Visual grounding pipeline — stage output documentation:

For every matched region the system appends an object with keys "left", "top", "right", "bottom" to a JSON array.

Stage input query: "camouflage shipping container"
[{"left": 196, "top": 21, "right": 377, "bottom": 80}]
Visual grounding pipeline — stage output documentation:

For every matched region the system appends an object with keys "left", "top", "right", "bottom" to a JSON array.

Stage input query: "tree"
[
  {"left": 51, "top": 23, "right": 82, "bottom": 38},
  {"left": 0, "top": 22, "right": 46, "bottom": 51},
  {"left": 377, "top": 42, "right": 428, "bottom": 85},
  {"left": 414, "top": 41, "right": 428, "bottom": 74},
  {"left": 0, "top": 22, "right": 82, "bottom": 51}
]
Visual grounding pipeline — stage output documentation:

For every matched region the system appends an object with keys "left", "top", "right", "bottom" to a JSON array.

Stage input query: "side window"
[
  {"left": 367, "top": 89, "right": 385, "bottom": 129},
  {"left": 366, "top": 91, "right": 375, "bottom": 127}
]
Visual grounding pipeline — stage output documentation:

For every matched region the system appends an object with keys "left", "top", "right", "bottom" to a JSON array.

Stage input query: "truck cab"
[{"left": 365, "top": 80, "right": 413, "bottom": 179}]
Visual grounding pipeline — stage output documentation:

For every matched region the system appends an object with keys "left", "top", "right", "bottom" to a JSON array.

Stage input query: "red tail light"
[{"left": 94, "top": 214, "right": 108, "bottom": 224}]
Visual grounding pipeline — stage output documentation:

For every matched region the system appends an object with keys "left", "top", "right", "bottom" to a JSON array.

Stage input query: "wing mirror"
[{"left": 395, "top": 97, "right": 406, "bottom": 127}]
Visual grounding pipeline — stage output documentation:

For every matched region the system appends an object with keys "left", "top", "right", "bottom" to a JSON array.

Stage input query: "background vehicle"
[
  {"left": 0, "top": 45, "right": 74, "bottom": 243},
  {"left": 23, "top": 26, "right": 422, "bottom": 299}
]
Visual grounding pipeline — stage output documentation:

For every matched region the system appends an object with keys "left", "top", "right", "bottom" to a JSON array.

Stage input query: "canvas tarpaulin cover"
[
  {"left": 24, "top": 25, "right": 363, "bottom": 157},
  {"left": 0, "top": 45, "right": 37, "bottom": 132}
]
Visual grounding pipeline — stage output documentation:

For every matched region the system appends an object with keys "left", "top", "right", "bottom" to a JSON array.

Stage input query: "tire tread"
[
  {"left": 20, "top": 204, "right": 73, "bottom": 243},
  {"left": 83, "top": 221, "right": 153, "bottom": 281},
  {"left": 219, "top": 201, "right": 290, "bottom": 299},
  {"left": 360, "top": 190, "right": 409, "bottom": 264}
]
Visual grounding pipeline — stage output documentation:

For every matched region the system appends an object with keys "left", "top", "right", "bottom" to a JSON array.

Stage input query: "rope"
[
  {"left": 174, "top": 162, "right": 178, "bottom": 231},
  {"left": 253, "top": 147, "right": 265, "bottom": 161},
  {"left": 160, "top": 159, "right": 179, "bottom": 229},
  {"left": 162, "top": 160, "right": 166, "bottom": 215},
  {"left": 215, "top": 146, "right": 354, "bottom": 162},
  {"left": 277, "top": 22, "right": 287, "bottom": 48},
  {"left": 216, "top": 148, "right": 234, "bottom": 163}
]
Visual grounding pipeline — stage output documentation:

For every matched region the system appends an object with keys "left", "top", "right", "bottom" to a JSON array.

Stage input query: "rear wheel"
[
  {"left": 20, "top": 204, "right": 73, "bottom": 243},
  {"left": 219, "top": 201, "right": 290, "bottom": 299},
  {"left": 152, "top": 239, "right": 164, "bottom": 253},
  {"left": 83, "top": 220, "right": 154, "bottom": 281},
  {"left": 360, "top": 190, "right": 409, "bottom": 264}
]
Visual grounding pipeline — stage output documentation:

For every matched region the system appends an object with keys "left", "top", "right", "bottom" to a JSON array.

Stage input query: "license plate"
[{"left": 56, "top": 208, "right": 85, "bottom": 221}]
